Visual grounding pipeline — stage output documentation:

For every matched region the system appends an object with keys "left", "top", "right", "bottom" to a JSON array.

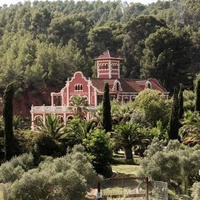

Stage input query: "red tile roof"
[
  {"left": 94, "top": 50, "right": 123, "bottom": 60},
  {"left": 90, "top": 78, "right": 167, "bottom": 93},
  {"left": 135, "top": 79, "right": 167, "bottom": 93},
  {"left": 90, "top": 78, "right": 115, "bottom": 92}
]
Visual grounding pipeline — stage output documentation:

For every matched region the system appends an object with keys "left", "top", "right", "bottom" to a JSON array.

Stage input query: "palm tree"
[
  {"left": 34, "top": 115, "right": 66, "bottom": 157},
  {"left": 113, "top": 122, "right": 150, "bottom": 159},
  {"left": 179, "top": 110, "right": 200, "bottom": 146},
  {"left": 111, "top": 100, "right": 134, "bottom": 124},
  {"left": 58, "top": 117, "right": 96, "bottom": 147},
  {"left": 37, "top": 114, "right": 65, "bottom": 139},
  {"left": 13, "top": 115, "right": 26, "bottom": 130},
  {"left": 92, "top": 105, "right": 103, "bottom": 126},
  {"left": 70, "top": 95, "right": 88, "bottom": 119}
]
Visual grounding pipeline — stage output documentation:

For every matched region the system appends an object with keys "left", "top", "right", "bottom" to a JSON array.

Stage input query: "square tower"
[{"left": 95, "top": 50, "right": 123, "bottom": 79}]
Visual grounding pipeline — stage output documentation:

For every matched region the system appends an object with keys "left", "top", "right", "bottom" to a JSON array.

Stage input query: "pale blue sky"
[{"left": 0, "top": 0, "right": 160, "bottom": 7}]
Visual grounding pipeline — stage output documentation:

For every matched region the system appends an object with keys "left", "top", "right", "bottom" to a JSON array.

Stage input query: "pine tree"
[
  {"left": 168, "top": 85, "right": 180, "bottom": 140},
  {"left": 102, "top": 83, "right": 112, "bottom": 132},
  {"left": 195, "top": 78, "right": 200, "bottom": 111},
  {"left": 3, "top": 82, "right": 15, "bottom": 160}
]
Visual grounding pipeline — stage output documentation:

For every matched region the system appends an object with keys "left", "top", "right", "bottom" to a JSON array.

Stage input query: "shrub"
[
  {"left": 133, "top": 89, "right": 171, "bottom": 128},
  {"left": 0, "top": 153, "right": 34, "bottom": 183},
  {"left": 9, "top": 168, "right": 87, "bottom": 200},
  {"left": 83, "top": 129, "right": 113, "bottom": 178},
  {"left": 34, "top": 134, "right": 66, "bottom": 158},
  {"left": 14, "top": 130, "right": 40, "bottom": 154},
  {"left": 140, "top": 139, "right": 200, "bottom": 195},
  {"left": 3, "top": 145, "right": 100, "bottom": 200},
  {"left": 191, "top": 182, "right": 200, "bottom": 200}
]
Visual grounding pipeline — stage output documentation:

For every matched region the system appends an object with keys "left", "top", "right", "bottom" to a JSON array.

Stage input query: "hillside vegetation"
[
  {"left": 0, "top": 2, "right": 200, "bottom": 198},
  {"left": 0, "top": 0, "right": 199, "bottom": 95}
]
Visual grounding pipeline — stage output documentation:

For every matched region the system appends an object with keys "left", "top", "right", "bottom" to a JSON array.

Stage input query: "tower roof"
[{"left": 94, "top": 50, "right": 123, "bottom": 61}]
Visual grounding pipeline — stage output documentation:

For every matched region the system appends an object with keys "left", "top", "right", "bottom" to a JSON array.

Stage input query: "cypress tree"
[
  {"left": 168, "top": 85, "right": 180, "bottom": 140},
  {"left": 102, "top": 83, "right": 112, "bottom": 132},
  {"left": 195, "top": 78, "right": 200, "bottom": 111},
  {"left": 178, "top": 83, "right": 184, "bottom": 119},
  {"left": 3, "top": 82, "right": 15, "bottom": 161}
]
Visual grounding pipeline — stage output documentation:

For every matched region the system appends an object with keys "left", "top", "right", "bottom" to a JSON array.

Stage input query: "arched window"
[
  {"left": 74, "top": 84, "right": 83, "bottom": 91},
  {"left": 116, "top": 82, "right": 120, "bottom": 91},
  {"left": 35, "top": 116, "right": 43, "bottom": 126},
  {"left": 114, "top": 81, "right": 121, "bottom": 91},
  {"left": 67, "top": 116, "right": 73, "bottom": 120},
  {"left": 58, "top": 116, "right": 64, "bottom": 123},
  {"left": 145, "top": 81, "right": 152, "bottom": 89}
]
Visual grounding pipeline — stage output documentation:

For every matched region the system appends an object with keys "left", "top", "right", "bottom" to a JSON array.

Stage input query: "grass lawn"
[
  {"left": 86, "top": 164, "right": 144, "bottom": 199},
  {"left": 99, "top": 164, "right": 146, "bottom": 199},
  {"left": 112, "top": 164, "right": 141, "bottom": 177}
]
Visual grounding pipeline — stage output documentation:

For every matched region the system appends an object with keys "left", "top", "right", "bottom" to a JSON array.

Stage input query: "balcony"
[{"left": 31, "top": 105, "right": 96, "bottom": 114}]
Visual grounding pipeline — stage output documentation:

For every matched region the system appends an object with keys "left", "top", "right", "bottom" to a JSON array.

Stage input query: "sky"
[{"left": 0, "top": 0, "right": 159, "bottom": 7}]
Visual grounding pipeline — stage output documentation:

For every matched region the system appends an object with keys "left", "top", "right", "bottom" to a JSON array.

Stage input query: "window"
[
  {"left": 114, "top": 81, "right": 121, "bottom": 91},
  {"left": 116, "top": 82, "right": 120, "bottom": 91},
  {"left": 74, "top": 84, "right": 83, "bottom": 91},
  {"left": 112, "top": 65, "right": 118, "bottom": 69},
  {"left": 35, "top": 116, "right": 43, "bottom": 126},
  {"left": 99, "top": 63, "right": 108, "bottom": 70},
  {"left": 145, "top": 81, "right": 152, "bottom": 89}
]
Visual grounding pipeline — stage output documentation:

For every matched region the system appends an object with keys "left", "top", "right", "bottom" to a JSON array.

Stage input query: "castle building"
[{"left": 30, "top": 50, "right": 168, "bottom": 129}]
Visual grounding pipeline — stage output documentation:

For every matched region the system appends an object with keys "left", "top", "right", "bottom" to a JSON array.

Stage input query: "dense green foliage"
[
  {"left": 70, "top": 95, "right": 88, "bottom": 118},
  {"left": 0, "top": 0, "right": 199, "bottom": 94},
  {"left": 191, "top": 182, "right": 200, "bottom": 200},
  {"left": 141, "top": 28, "right": 191, "bottom": 91},
  {"left": 3, "top": 83, "right": 15, "bottom": 161},
  {"left": 1, "top": 86, "right": 200, "bottom": 198},
  {"left": 0, "top": 146, "right": 100, "bottom": 200},
  {"left": 113, "top": 121, "right": 150, "bottom": 159},
  {"left": 83, "top": 129, "right": 113, "bottom": 178},
  {"left": 179, "top": 110, "right": 200, "bottom": 146},
  {"left": 140, "top": 139, "right": 200, "bottom": 195},
  {"left": 133, "top": 89, "right": 171, "bottom": 128},
  {"left": 0, "top": 1, "right": 200, "bottom": 197}
]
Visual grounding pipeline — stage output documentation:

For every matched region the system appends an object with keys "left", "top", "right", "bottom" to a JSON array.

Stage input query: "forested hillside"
[
  {"left": 1, "top": 2, "right": 200, "bottom": 199},
  {"left": 0, "top": 0, "right": 199, "bottom": 95}
]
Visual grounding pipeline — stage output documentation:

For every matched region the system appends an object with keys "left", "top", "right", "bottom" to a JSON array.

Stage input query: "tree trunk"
[{"left": 124, "top": 146, "right": 133, "bottom": 160}]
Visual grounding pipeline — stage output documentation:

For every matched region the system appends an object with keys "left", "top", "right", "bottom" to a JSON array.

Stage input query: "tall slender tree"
[
  {"left": 195, "top": 77, "right": 200, "bottom": 112},
  {"left": 3, "top": 82, "right": 15, "bottom": 160},
  {"left": 102, "top": 83, "right": 112, "bottom": 132},
  {"left": 168, "top": 86, "right": 180, "bottom": 139},
  {"left": 178, "top": 83, "right": 184, "bottom": 119}
]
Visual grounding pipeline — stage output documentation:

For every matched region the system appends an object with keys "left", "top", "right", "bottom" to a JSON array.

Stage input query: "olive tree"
[
  {"left": 191, "top": 182, "right": 200, "bottom": 200},
  {"left": 140, "top": 139, "right": 200, "bottom": 195},
  {"left": 1, "top": 145, "right": 100, "bottom": 200}
]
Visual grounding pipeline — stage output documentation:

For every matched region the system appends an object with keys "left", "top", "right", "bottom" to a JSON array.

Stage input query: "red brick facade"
[{"left": 30, "top": 50, "right": 169, "bottom": 129}]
